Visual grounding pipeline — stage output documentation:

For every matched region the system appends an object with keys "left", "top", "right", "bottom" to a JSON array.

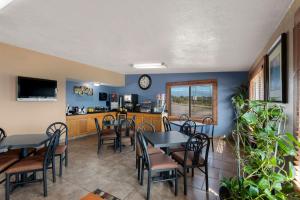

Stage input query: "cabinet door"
[
  {"left": 151, "top": 117, "right": 162, "bottom": 132},
  {"left": 87, "top": 117, "right": 96, "bottom": 132},
  {"left": 79, "top": 119, "right": 88, "bottom": 135},
  {"left": 67, "top": 119, "right": 79, "bottom": 138}
]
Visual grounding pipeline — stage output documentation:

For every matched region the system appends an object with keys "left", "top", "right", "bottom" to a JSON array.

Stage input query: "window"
[
  {"left": 166, "top": 80, "right": 217, "bottom": 123},
  {"left": 249, "top": 56, "right": 266, "bottom": 101},
  {"left": 249, "top": 69, "right": 264, "bottom": 100}
]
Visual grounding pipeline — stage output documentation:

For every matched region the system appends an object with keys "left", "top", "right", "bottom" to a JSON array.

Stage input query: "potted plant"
[{"left": 219, "top": 86, "right": 300, "bottom": 199}]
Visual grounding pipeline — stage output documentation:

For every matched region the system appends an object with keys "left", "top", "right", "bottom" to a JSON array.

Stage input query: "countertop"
[{"left": 66, "top": 111, "right": 165, "bottom": 116}]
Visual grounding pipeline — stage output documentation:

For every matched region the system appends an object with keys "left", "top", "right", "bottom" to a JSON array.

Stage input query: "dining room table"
[
  {"left": 0, "top": 133, "right": 50, "bottom": 189},
  {"left": 169, "top": 120, "right": 205, "bottom": 128},
  {"left": 143, "top": 130, "right": 190, "bottom": 153}
]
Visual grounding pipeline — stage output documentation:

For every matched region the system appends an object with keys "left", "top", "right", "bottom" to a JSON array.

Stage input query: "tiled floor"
[{"left": 0, "top": 135, "right": 236, "bottom": 200}]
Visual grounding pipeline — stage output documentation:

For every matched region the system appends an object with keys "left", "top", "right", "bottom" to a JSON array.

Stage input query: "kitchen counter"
[
  {"left": 66, "top": 111, "right": 168, "bottom": 139},
  {"left": 66, "top": 111, "right": 165, "bottom": 116}
]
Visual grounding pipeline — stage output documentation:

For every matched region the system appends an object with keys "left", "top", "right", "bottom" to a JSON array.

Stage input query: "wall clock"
[{"left": 138, "top": 74, "right": 152, "bottom": 90}]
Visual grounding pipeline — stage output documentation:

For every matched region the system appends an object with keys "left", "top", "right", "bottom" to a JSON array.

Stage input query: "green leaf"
[
  {"left": 242, "top": 112, "right": 258, "bottom": 124},
  {"left": 286, "top": 132, "right": 300, "bottom": 147},
  {"left": 264, "top": 188, "right": 276, "bottom": 200},
  {"left": 278, "top": 139, "right": 297, "bottom": 156},
  {"left": 288, "top": 162, "right": 295, "bottom": 180},
  {"left": 258, "top": 178, "right": 270, "bottom": 190},
  {"left": 249, "top": 185, "right": 259, "bottom": 197},
  {"left": 272, "top": 182, "right": 282, "bottom": 192}
]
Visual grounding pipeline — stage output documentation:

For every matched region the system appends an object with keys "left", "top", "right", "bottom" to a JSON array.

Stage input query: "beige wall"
[
  {"left": 251, "top": 0, "right": 300, "bottom": 133},
  {"left": 0, "top": 42, "right": 124, "bottom": 134}
]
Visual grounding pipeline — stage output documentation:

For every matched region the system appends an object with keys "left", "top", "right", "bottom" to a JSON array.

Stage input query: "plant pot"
[{"left": 219, "top": 186, "right": 231, "bottom": 200}]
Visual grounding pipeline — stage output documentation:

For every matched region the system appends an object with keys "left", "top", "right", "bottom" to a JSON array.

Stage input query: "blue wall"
[
  {"left": 66, "top": 72, "right": 248, "bottom": 136},
  {"left": 115, "top": 72, "right": 248, "bottom": 136},
  {"left": 66, "top": 80, "right": 114, "bottom": 108}
]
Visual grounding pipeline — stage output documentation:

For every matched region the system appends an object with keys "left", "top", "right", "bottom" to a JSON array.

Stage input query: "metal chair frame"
[
  {"left": 46, "top": 122, "right": 68, "bottom": 177},
  {"left": 201, "top": 117, "right": 215, "bottom": 151},
  {"left": 137, "top": 130, "right": 178, "bottom": 200},
  {"left": 5, "top": 131, "right": 60, "bottom": 200},
  {"left": 95, "top": 118, "right": 117, "bottom": 154}
]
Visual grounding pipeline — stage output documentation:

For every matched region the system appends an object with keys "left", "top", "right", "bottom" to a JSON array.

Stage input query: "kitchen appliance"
[
  {"left": 99, "top": 92, "right": 107, "bottom": 101},
  {"left": 108, "top": 93, "right": 119, "bottom": 111},
  {"left": 123, "top": 94, "right": 138, "bottom": 112},
  {"left": 140, "top": 100, "right": 153, "bottom": 113},
  {"left": 119, "top": 95, "right": 124, "bottom": 108},
  {"left": 153, "top": 93, "right": 166, "bottom": 113},
  {"left": 17, "top": 76, "right": 57, "bottom": 101}
]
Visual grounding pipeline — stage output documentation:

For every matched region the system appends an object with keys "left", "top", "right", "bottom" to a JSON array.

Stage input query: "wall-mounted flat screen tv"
[{"left": 17, "top": 76, "right": 58, "bottom": 101}]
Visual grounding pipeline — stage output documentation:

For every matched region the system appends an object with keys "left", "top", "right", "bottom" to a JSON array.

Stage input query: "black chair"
[
  {"left": 136, "top": 123, "right": 162, "bottom": 182},
  {"left": 117, "top": 119, "right": 135, "bottom": 152},
  {"left": 95, "top": 118, "right": 117, "bottom": 154},
  {"left": 0, "top": 128, "right": 5, "bottom": 141},
  {"left": 137, "top": 130, "right": 178, "bottom": 200},
  {"left": 5, "top": 131, "right": 60, "bottom": 200},
  {"left": 162, "top": 116, "right": 171, "bottom": 132},
  {"left": 180, "top": 120, "right": 196, "bottom": 136},
  {"left": 201, "top": 117, "right": 215, "bottom": 151},
  {"left": 179, "top": 114, "right": 189, "bottom": 121},
  {"left": 117, "top": 113, "right": 127, "bottom": 121},
  {"left": 138, "top": 122, "right": 156, "bottom": 133},
  {"left": 0, "top": 128, "right": 20, "bottom": 185},
  {"left": 172, "top": 133, "right": 210, "bottom": 195},
  {"left": 102, "top": 114, "right": 116, "bottom": 135},
  {"left": 36, "top": 122, "right": 68, "bottom": 177}
]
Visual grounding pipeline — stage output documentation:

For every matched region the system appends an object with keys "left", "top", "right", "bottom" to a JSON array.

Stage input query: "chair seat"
[
  {"left": 150, "top": 154, "right": 178, "bottom": 171},
  {"left": 5, "top": 156, "right": 43, "bottom": 174},
  {"left": 148, "top": 147, "right": 164, "bottom": 155},
  {"left": 172, "top": 151, "right": 205, "bottom": 167},
  {"left": 102, "top": 128, "right": 115, "bottom": 135},
  {"left": 36, "top": 144, "right": 67, "bottom": 156},
  {"left": 169, "top": 146, "right": 185, "bottom": 153},
  {"left": 0, "top": 155, "right": 19, "bottom": 172}
]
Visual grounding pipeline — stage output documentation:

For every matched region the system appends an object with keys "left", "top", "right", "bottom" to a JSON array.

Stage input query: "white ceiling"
[{"left": 0, "top": 0, "right": 293, "bottom": 74}]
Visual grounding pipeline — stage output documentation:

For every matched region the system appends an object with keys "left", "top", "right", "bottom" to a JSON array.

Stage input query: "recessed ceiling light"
[
  {"left": 132, "top": 63, "right": 167, "bottom": 69},
  {"left": 0, "top": 0, "right": 13, "bottom": 10},
  {"left": 93, "top": 82, "right": 101, "bottom": 86}
]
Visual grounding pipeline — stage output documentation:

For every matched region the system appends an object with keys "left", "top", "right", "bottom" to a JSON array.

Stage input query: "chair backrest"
[
  {"left": 46, "top": 122, "right": 68, "bottom": 145},
  {"left": 201, "top": 117, "right": 214, "bottom": 137},
  {"left": 179, "top": 114, "right": 189, "bottom": 121},
  {"left": 43, "top": 130, "right": 60, "bottom": 168},
  {"left": 118, "top": 119, "right": 132, "bottom": 137},
  {"left": 117, "top": 113, "right": 127, "bottom": 121},
  {"left": 136, "top": 129, "right": 151, "bottom": 170},
  {"left": 0, "top": 128, "right": 6, "bottom": 141},
  {"left": 180, "top": 120, "right": 196, "bottom": 136},
  {"left": 102, "top": 114, "right": 115, "bottom": 129},
  {"left": 131, "top": 115, "right": 136, "bottom": 123},
  {"left": 163, "top": 116, "right": 171, "bottom": 132},
  {"left": 138, "top": 122, "right": 156, "bottom": 133},
  {"left": 94, "top": 118, "right": 102, "bottom": 135},
  {"left": 184, "top": 133, "right": 210, "bottom": 167}
]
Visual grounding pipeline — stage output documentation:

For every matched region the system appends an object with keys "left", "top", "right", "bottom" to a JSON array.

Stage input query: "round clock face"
[{"left": 138, "top": 74, "right": 152, "bottom": 90}]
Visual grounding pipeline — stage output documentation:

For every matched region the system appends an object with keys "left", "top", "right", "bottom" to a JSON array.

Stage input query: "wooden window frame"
[
  {"left": 249, "top": 55, "right": 267, "bottom": 101},
  {"left": 166, "top": 79, "right": 218, "bottom": 124}
]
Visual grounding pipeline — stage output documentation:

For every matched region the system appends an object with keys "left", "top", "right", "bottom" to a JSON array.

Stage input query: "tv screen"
[{"left": 17, "top": 76, "right": 57, "bottom": 101}]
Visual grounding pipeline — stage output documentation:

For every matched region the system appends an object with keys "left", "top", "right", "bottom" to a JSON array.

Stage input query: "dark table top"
[
  {"left": 143, "top": 131, "right": 190, "bottom": 148},
  {"left": 0, "top": 134, "right": 50, "bottom": 149},
  {"left": 170, "top": 120, "right": 204, "bottom": 127},
  {"left": 102, "top": 120, "right": 121, "bottom": 127}
]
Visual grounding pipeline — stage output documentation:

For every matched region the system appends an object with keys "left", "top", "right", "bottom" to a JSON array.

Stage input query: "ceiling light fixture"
[
  {"left": 132, "top": 63, "right": 167, "bottom": 69},
  {"left": 93, "top": 82, "right": 101, "bottom": 86},
  {"left": 0, "top": 0, "right": 13, "bottom": 10}
]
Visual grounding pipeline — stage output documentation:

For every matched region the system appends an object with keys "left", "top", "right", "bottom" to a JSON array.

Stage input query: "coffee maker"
[{"left": 123, "top": 94, "right": 138, "bottom": 112}]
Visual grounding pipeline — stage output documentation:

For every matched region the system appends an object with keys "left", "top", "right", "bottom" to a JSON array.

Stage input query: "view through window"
[{"left": 167, "top": 80, "right": 217, "bottom": 122}]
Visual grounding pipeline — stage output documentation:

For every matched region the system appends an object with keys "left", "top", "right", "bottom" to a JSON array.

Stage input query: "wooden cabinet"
[
  {"left": 127, "top": 112, "right": 167, "bottom": 132},
  {"left": 66, "top": 112, "right": 117, "bottom": 139},
  {"left": 66, "top": 112, "right": 166, "bottom": 139}
]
